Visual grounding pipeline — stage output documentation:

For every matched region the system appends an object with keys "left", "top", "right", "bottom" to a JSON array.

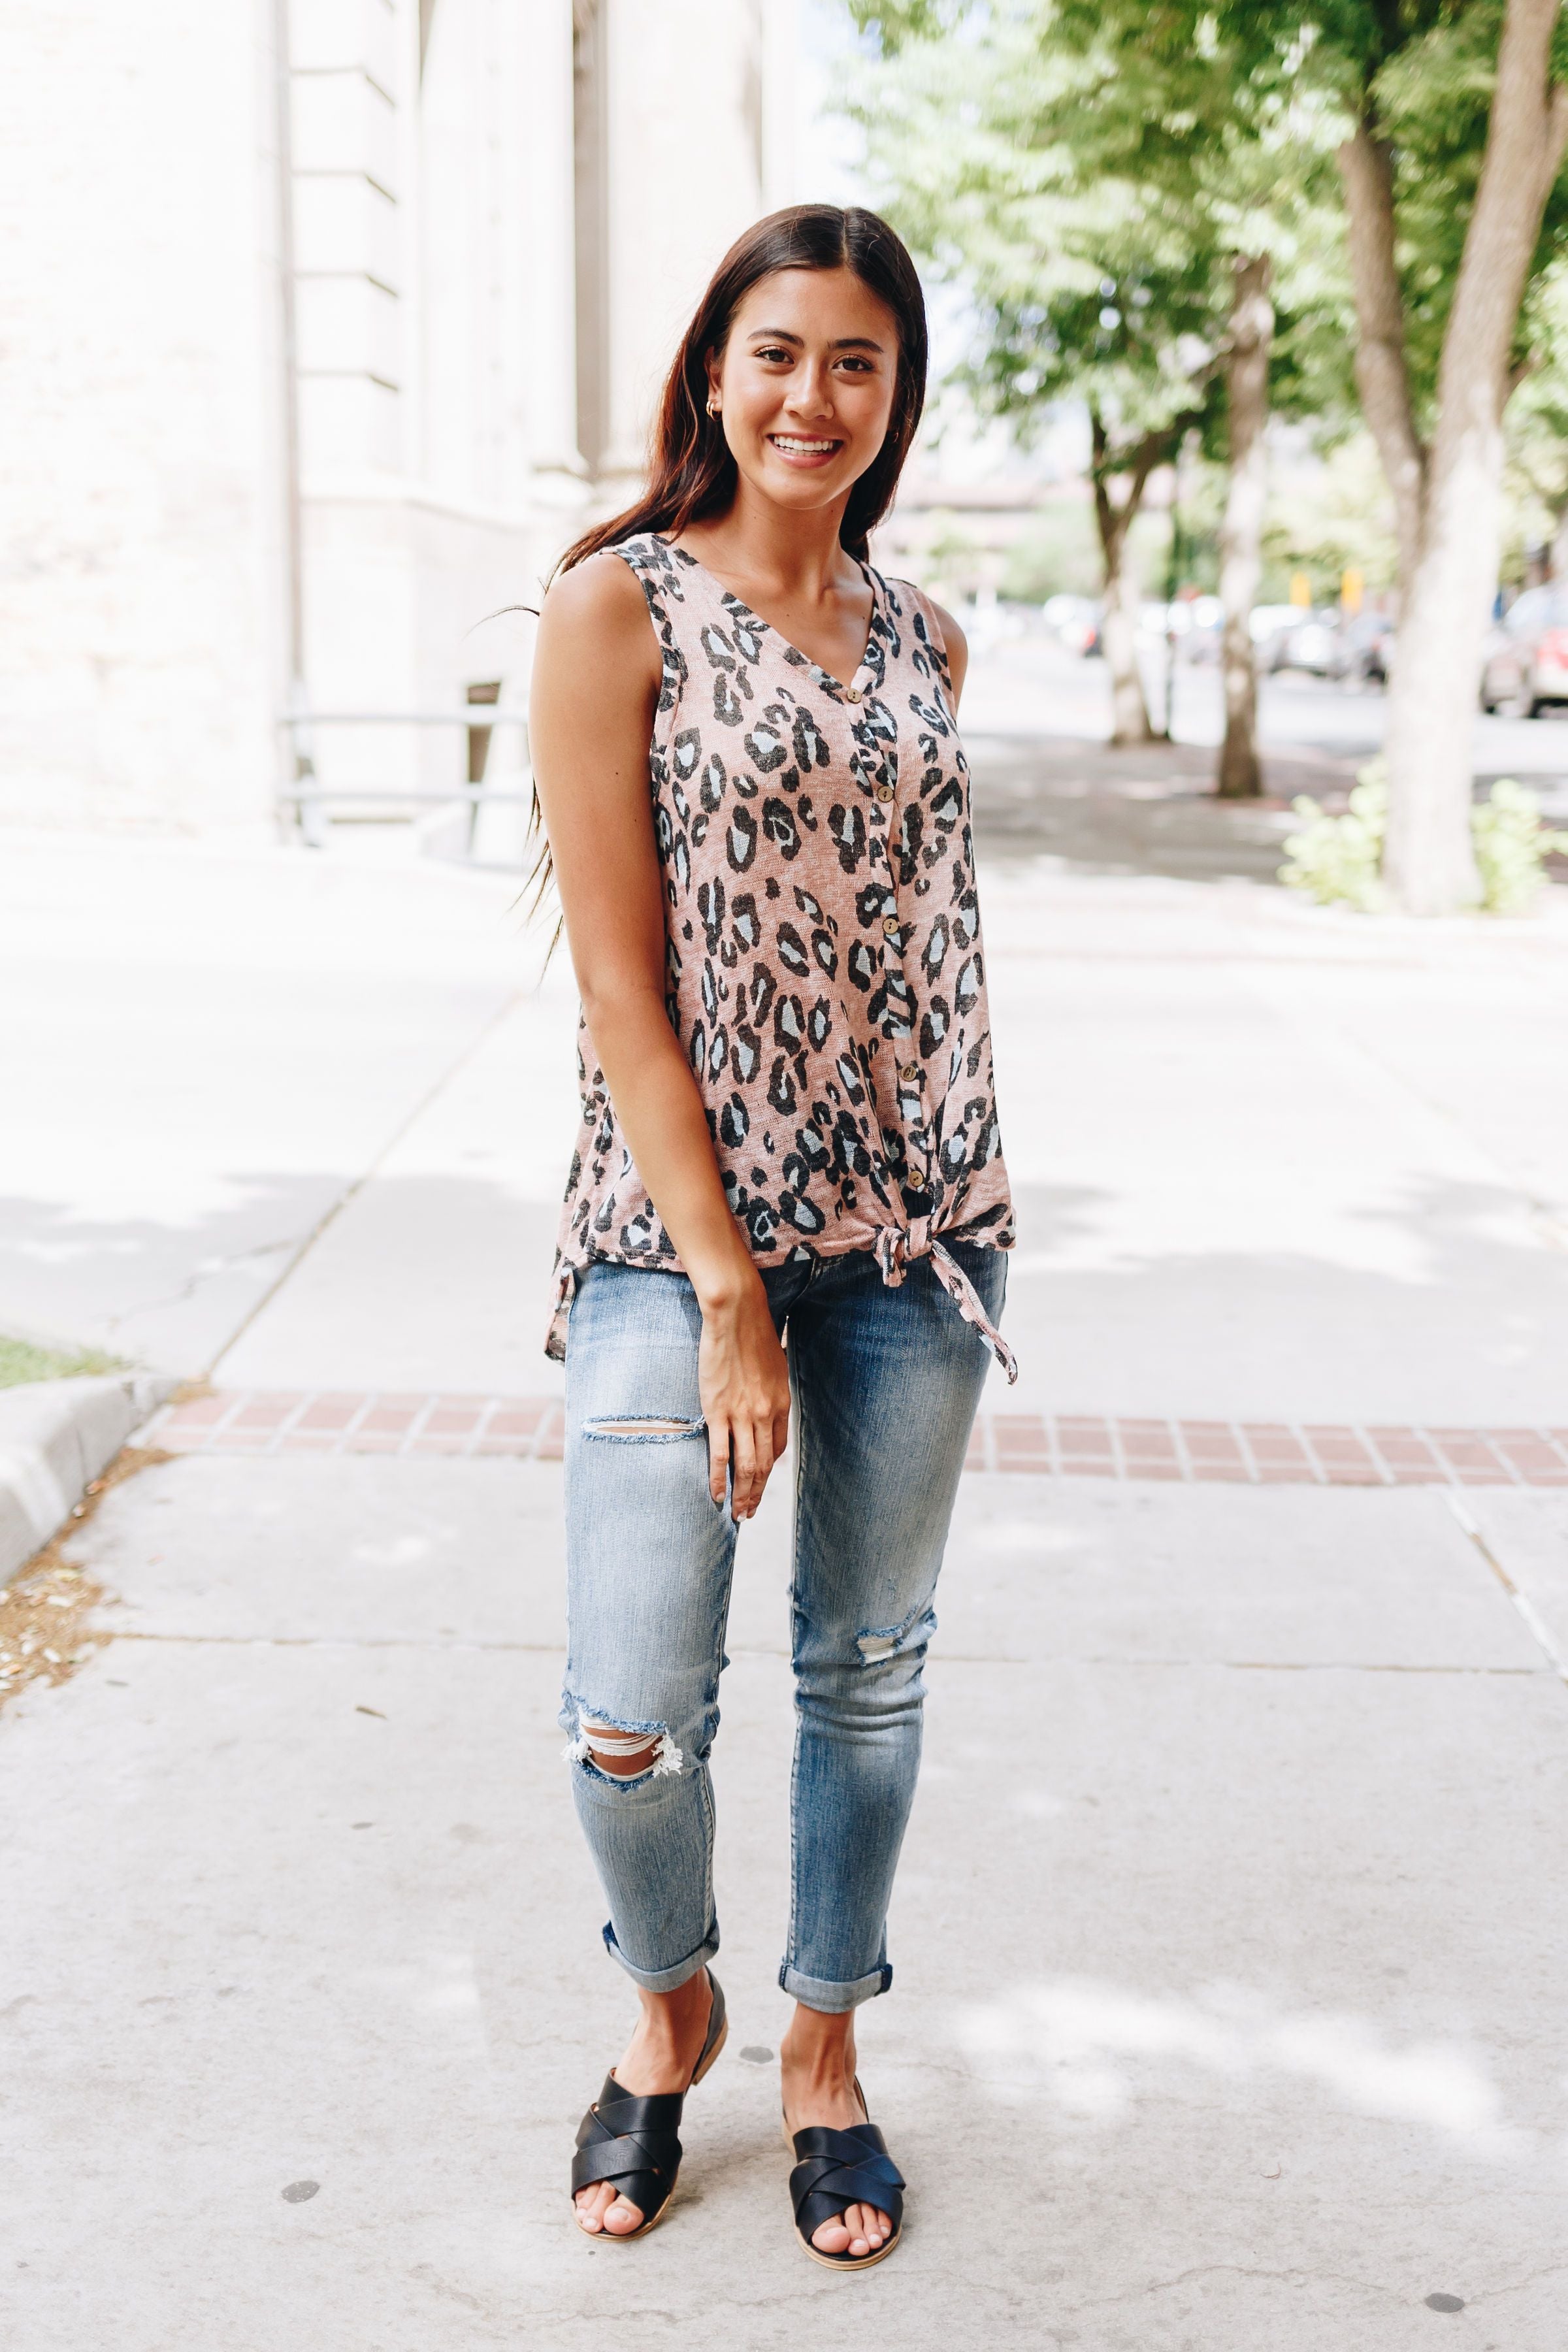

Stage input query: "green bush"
[
  {"left": 1280, "top": 763, "right": 1568, "bottom": 913},
  {"left": 1473, "top": 777, "right": 1568, "bottom": 913},
  {"left": 1279, "top": 766, "right": 1389, "bottom": 910}
]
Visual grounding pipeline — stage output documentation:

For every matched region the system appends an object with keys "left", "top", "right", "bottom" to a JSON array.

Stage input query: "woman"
[{"left": 530, "top": 203, "right": 1015, "bottom": 2270}]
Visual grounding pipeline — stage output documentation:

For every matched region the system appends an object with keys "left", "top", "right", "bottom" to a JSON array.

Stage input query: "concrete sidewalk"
[
  {"left": 5, "top": 775, "right": 1568, "bottom": 2345},
  {"left": 5, "top": 1447, "right": 1567, "bottom": 2347},
  {"left": 0, "top": 831, "right": 553, "bottom": 1377}
]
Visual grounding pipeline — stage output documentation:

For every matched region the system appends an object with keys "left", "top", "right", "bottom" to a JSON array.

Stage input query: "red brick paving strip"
[{"left": 142, "top": 1395, "right": 1568, "bottom": 1487}]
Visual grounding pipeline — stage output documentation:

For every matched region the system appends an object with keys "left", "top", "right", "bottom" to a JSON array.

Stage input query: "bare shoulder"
[
  {"left": 532, "top": 547, "right": 662, "bottom": 730},
  {"left": 538, "top": 547, "right": 655, "bottom": 651}
]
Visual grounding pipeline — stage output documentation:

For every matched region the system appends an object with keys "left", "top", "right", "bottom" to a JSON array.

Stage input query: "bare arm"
[{"left": 529, "top": 554, "right": 789, "bottom": 1518}]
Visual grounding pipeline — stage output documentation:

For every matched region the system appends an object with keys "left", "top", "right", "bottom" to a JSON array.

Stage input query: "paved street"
[
  {"left": 962, "top": 629, "right": 1568, "bottom": 883},
  {"left": 5, "top": 666, "right": 1568, "bottom": 2347}
]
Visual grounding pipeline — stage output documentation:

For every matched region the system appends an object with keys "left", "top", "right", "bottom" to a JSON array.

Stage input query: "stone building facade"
[{"left": 0, "top": 0, "right": 796, "bottom": 838}]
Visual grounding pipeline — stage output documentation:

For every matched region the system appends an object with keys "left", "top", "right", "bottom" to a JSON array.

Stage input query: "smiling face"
[{"left": 706, "top": 265, "right": 902, "bottom": 522}]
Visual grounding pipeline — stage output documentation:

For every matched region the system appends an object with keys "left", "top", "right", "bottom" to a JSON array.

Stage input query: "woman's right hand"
[
  {"left": 532, "top": 557, "right": 793, "bottom": 1484},
  {"left": 697, "top": 1269, "right": 791, "bottom": 1520}
]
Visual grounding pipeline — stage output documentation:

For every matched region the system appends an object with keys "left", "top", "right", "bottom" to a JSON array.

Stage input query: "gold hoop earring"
[{"left": 706, "top": 397, "right": 721, "bottom": 417}]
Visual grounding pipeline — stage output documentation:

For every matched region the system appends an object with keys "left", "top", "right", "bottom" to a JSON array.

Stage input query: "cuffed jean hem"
[
  {"left": 778, "top": 1960, "right": 893, "bottom": 2014},
  {"left": 602, "top": 1918, "right": 719, "bottom": 1996}
]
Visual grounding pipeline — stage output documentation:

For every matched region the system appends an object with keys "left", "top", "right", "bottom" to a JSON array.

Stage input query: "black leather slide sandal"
[
  {"left": 570, "top": 1970, "right": 727, "bottom": 2243},
  {"left": 785, "top": 2080, "right": 906, "bottom": 2271}
]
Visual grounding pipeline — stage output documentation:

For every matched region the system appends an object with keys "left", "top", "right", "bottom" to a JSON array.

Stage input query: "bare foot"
[
  {"left": 780, "top": 2009, "right": 893, "bottom": 2260},
  {"left": 575, "top": 1972, "right": 714, "bottom": 2237}
]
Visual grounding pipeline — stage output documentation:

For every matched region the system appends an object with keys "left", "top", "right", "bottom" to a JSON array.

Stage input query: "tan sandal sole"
[
  {"left": 800, "top": 2228, "right": 902, "bottom": 2272},
  {"left": 690, "top": 2010, "right": 728, "bottom": 2087}
]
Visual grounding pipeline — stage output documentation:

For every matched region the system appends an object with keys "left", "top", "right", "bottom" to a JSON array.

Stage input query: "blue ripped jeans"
[{"left": 560, "top": 1241, "right": 1005, "bottom": 2014}]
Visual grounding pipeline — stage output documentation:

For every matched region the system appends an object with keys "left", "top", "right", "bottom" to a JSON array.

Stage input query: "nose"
[{"left": 783, "top": 358, "right": 834, "bottom": 419}]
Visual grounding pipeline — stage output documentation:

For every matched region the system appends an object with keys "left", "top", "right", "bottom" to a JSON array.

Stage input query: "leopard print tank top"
[{"left": 546, "top": 532, "right": 1016, "bottom": 1377}]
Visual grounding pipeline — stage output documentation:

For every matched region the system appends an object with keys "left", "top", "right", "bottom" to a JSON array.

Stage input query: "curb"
[{"left": 0, "top": 1373, "right": 179, "bottom": 1584}]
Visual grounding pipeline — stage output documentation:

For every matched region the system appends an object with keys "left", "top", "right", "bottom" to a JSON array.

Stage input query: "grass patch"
[{"left": 0, "top": 1335, "right": 130, "bottom": 1389}]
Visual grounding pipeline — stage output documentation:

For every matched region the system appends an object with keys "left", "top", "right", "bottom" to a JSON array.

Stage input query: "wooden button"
[
  {"left": 845, "top": 686, "right": 862, "bottom": 702},
  {"left": 900, "top": 1062, "right": 922, "bottom": 1083},
  {"left": 875, "top": 784, "right": 894, "bottom": 803},
  {"left": 882, "top": 916, "right": 900, "bottom": 939}
]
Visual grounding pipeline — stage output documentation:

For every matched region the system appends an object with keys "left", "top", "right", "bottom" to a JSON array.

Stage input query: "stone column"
[
  {"left": 516, "top": 0, "right": 587, "bottom": 506},
  {"left": 594, "top": 0, "right": 767, "bottom": 500},
  {"left": 289, "top": 0, "right": 406, "bottom": 478}
]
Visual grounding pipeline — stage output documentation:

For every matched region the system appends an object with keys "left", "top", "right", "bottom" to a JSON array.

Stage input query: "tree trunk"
[
  {"left": 1381, "top": 443, "right": 1505, "bottom": 909},
  {"left": 1090, "top": 409, "right": 1160, "bottom": 745},
  {"left": 1336, "top": 121, "right": 1427, "bottom": 588},
  {"left": 1215, "top": 253, "right": 1273, "bottom": 800},
  {"left": 1341, "top": 0, "right": 1568, "bottom": 912},
  {"left": 1386, "top": 0, "right": 1568, "bottom": 911},
  {"left": 1100, "top": 527, "right": 1157, "bottom": 743}
]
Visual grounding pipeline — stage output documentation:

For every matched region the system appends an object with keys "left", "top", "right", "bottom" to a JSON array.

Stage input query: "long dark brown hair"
[
  {"left": 519, "top": 204, "right": 926, "bottom": 928},
  {"left": 557, "top": 203, "right": 928, "bottom": 576}
]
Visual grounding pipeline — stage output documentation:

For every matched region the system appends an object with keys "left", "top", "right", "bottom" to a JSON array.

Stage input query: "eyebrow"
[{"left": 745, "top": 328, "right": 887, "bottom": 353}]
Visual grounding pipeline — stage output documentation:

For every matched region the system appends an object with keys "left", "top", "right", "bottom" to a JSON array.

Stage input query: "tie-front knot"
[
  {"left": 874, "top": 1217, "right": 932, "bottom": 1288},
  {"left": 871, "top": 1220, "right": 1017, "bottom": 1384}
]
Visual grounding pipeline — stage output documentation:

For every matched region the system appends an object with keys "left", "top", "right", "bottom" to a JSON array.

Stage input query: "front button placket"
[{"left": 862, "top": 613, "right": 915, "bottom": 1154}]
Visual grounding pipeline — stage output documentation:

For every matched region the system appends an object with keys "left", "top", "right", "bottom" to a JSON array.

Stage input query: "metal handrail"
[
  {"left": 277, "top": 708, "right": 534, "bottom": 851},
  {"left": 280, "top": 710, "right": 529, "bottom": 727},
  {"left": 279, "top": 784, "right": 534, "bottom": 805}
]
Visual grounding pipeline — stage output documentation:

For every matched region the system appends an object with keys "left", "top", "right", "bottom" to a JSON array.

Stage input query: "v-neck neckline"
[{"left": 664, "top": 540, "right": 881, "bottom": 699}]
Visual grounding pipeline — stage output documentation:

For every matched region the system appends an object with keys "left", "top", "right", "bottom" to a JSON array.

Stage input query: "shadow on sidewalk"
[{"left": 966, "top": 732, "right": 1359, "bottom": 883}]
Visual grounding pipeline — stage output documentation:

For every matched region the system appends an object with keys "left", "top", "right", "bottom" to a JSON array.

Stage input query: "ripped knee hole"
[
  {"left": 565, "top": 1712, "right": 685, "bottom": 1778},
  {"left": 855, "top": 1606, "right": 936, "bottom": 1663},
  {"left": 583, "top": 1414, "right": 704, "bottom": 1443}
]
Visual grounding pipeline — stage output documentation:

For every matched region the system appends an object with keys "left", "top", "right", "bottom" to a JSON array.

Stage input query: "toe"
[
  {"left": 602, "top": 2194, "right": 644, "bottom": 2235},
  {"left": 575, "top": 2183, "right": 611, "bottom": 2233},
  {"left": 811, "top": 2202, "right": 890, "bottom": 2260}
]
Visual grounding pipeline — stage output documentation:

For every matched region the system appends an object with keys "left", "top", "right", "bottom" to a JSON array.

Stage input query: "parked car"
[
  {"left": 1042, "top": 593, "right": 1101, "bottom": 657},
  {"left": 1479, "top": 583, "right": 1568, "bottom": 715},
  {"left": 1333, "top": 610, "right": 1394, "bottom": 685},
  {"left": 1268, "top": 610, "right": 1342, "bottom": 676},
  {"left": 1250, "top": 602, "right": 1298, "bottom": 649},
  {"left": 1248, "top": 604, "right": 1305, "bottom": 664}
]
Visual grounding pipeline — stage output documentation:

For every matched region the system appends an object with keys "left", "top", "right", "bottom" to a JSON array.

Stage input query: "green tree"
[
  {"left": 1503, "top": 289, "right": 1568, "bottom": 568},
  {"left": 847, "top": 2, "right": 1341, "bottom": 787},
  {"left": 1214, "top": 0, "right": 1568, "bottom": 907},
  {"left": 856, "top": 3, "right": 1568, "bottom": 901}
]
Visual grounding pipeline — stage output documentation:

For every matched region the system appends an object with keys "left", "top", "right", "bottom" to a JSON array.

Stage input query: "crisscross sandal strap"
[
  {"left": 571, "top": 2074, "right": 685, "bottom": 2225},
  {"left": 789, "top": 2121, "right": 906, "bottom": 2249}
]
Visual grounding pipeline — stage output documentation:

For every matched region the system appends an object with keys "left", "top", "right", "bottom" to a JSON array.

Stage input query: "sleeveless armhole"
[
  {"left": 606, "top": 536, "right": 687, "bottom": 751},
  {"left": 893, "top": 577, "right": 958, "bottom": 716}
]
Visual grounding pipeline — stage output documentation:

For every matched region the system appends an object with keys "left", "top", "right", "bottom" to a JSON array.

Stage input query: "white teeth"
[{"left": 772, "top": 436, "right": 837, "bottom": 453}]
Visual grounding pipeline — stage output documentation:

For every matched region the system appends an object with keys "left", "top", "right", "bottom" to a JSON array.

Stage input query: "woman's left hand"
[{"left": 695, "top": 1266, "right": 791, "bottom": 1520}]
